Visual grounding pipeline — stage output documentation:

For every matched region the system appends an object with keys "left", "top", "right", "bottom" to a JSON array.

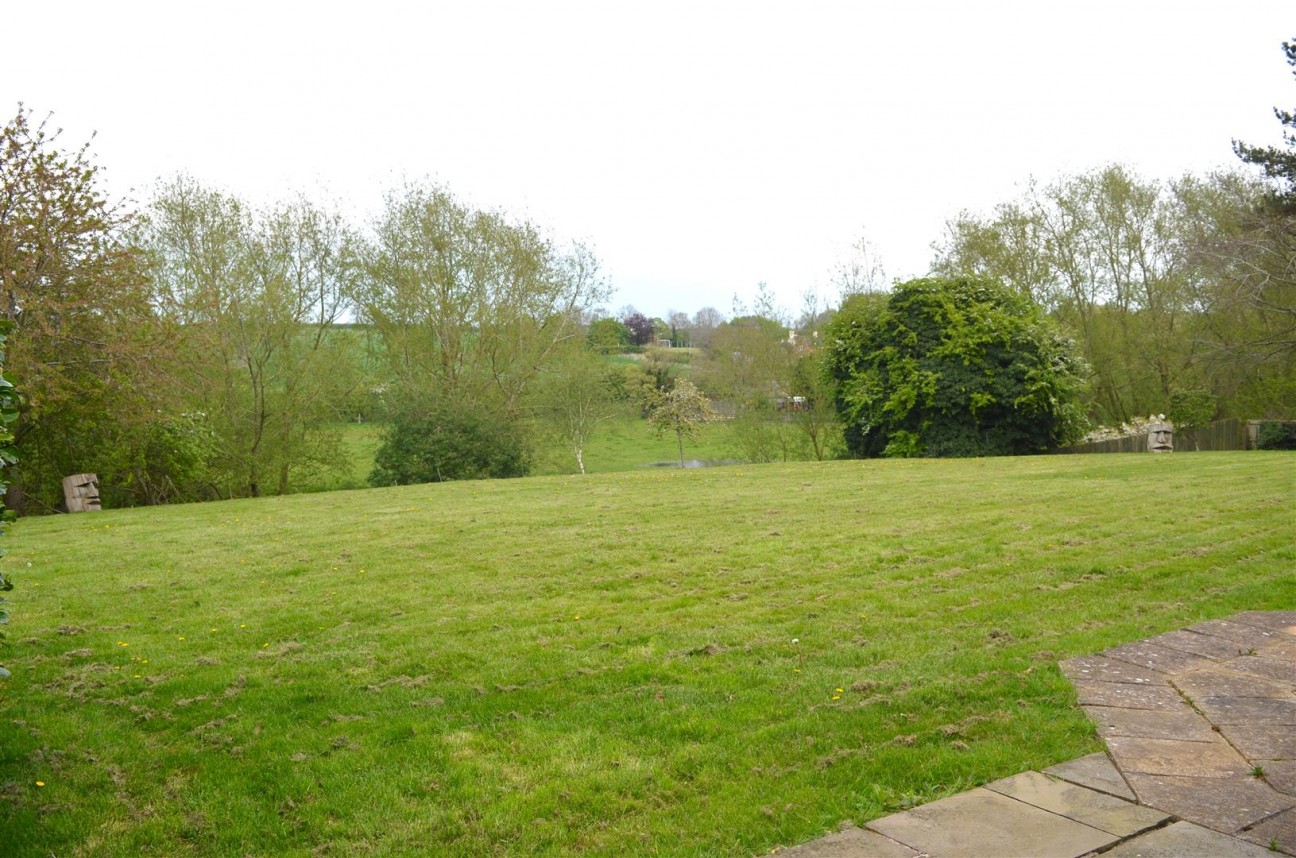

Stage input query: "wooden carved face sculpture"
[
  {"left": 1147, "top": 423, "right": 1174, "bottom": 453},
  {"left": 63, "top": 473, "right": 102, "bottom": 512}
]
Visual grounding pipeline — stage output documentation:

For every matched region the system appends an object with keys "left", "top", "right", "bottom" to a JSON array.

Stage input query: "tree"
[
  {"left": 789, "top": 351, "right": 841, "bottom": 460},
  {"left": 0, "top": 320, "right": 19, "bottom": 676},
  {"left": 933, "top": 166, "right": 1237, "bottom": 425},
  {"left": 143, "top": 177, "right": 358, "bottom": 497},
  {"left": 822, "top": 277, "right": 1088, "bottom": 458},
  {"left": 370, "top": 399, "right": 530, "bottom": 485},
  {"left": 355, "top": 182, "right": 607, "bottom": 415},
  {"left": 1233, "top": 38, "right": 1296, "bottom": 208},
  {"left": 586, "top": 316, "right": 630, "bottom": 354},
  {"left": 620, "top": 310, "right": 656, "bottom": 347},
  {"left": 647, "top": 379, "right": 718, "bottom": 467},
  {"left": 0, "top": 105, "right": 166, "bottom": 512},
  {"left": 666, "top": 310, "right": 691, "bottom": 347},
  {"left": 690, "top": 306, "right": 724, "bottom": 348},
  {"left": 531, "top": 346, "right": 620, "bottom": 474}
]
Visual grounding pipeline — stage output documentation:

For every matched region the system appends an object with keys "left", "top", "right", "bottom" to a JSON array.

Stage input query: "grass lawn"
[{"left": 1, "top": 453, "right": 1292, "bottom": 855}]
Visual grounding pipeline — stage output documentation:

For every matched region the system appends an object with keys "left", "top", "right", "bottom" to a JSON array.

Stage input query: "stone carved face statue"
[{"left": 1147, "top": 423, "right": 1174, "bottom": 453}]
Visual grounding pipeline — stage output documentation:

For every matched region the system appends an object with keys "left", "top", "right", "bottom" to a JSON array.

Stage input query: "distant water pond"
[{"left": 642, "top": 459, "right": 742, "bottom": 469}]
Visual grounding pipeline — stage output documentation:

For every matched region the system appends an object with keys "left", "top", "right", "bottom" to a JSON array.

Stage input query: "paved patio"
[{"left": 777, "top": 610, "right": 1296, "bottom": 857}]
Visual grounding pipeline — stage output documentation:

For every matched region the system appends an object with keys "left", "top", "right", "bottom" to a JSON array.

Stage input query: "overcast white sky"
[{"left": 6, "top": 2, "right": 1293, "bottom": 319}]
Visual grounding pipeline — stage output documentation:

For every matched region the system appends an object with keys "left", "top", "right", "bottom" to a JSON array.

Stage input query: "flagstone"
[
  {"left": 1123, "top": 772, "right": 1294, "bottom": 833},
  {"left": 1071, "top": 680, "right": 1186, "bottom": 710},
  {"left": 1043, "top": 753, "right": 1136, "bottom": 801},
  {"left": 1106, "top": 735, "right": 1250, "bottom": 778},
  {"left": 777, "top": 826, "right": 920, "bottom": 857},
  {"left": 1219, "top": 655, "right": 1296, "bottom": 684},
  {"left": 1172, "top": 667, "right": 1294, "bottom": 700},
  {"left": 1060, "top": 656, "right": 1168, "bottom": 686},
  {"left": 1081, "top": 704, "right": 1215, "bottom": 741},
  {"left": 1255, "top": 760, "right": 1296, "bottom": 795},
  {"left": 1225, "top": 725, "right": 1296, "bottom": 761},
  {"left": 1193, "top": 695, "right": 1296, "bottom": 726},
  {"left": 866, "top": 787, "right": 1117, "bottom": 858},
  {"left": 984, "top": 771, "right": 1168, "bottom": 836},
  {"left": 1148, "top": 629, "right": 1254, "bottom": 660},
  {"left": 1101, "top": 820, "right": 1277, "bottom": 857},
  {"left": 1187, "top": 620, "right": 1283, "bottom": 650},
  {"left": 1238, "top": 806, "right": 1296, "bottom": 855},
  {"left": 1102, "top": 640, "right": 1216, "bottom": 675}
]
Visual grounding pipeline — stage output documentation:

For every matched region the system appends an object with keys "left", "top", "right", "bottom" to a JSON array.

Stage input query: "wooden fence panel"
[{"left": 1056, "top": 417, "right": 1254, "bottom": 454}]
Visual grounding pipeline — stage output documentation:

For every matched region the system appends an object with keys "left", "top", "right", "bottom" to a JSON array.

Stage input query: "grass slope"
[{"left": 1, "top": 453, "right": 1293, "bottom": 856}]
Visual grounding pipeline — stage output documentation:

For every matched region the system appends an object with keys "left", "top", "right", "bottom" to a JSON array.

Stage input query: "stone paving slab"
[
  {"left": 1070, "top": 680, "right": 1186, "bottom": 710},
  {"left": 776, "top": 826, "right": 920, "bottom": 857},
  {"left": 1102, "top": 640, "right": 1217, "bottom": 675},
  {"left": 1122, "top": 772, "right": 1295, "bottom": 833},
  {"left": 1194, "top": 694, "right": 1296, "bottom": 725},
  {"left": 1226, "top": 724, "right": 1296, "bottom": 760},
  {"left": 867, "top": 787, "right": 1118, "bottom": 858},
  {"left": 1172, "top": 666, "right": 1294, "bottom": 699},
  {"left": 1231, "top": 611, "right": 1296, "bottom": 632},
  {"left": 1100, "top": 820, "right": 1278, "bottom": 857},
  {"left": 1240, "top": 805, "right": 1296, "bottom": 854},
  {"left": 1082, "top": 705, "right": 1216, "bottom": 741},
  {"left": 983, "top": 771, "right": 1168, "bottom": 836},
  {"left": 1186, "top": 619, "right": 1285, "bottom": 649},
  {"left": 1259, "top": 760, "right": 1296, "bottom": 794},
  {"left": 1060, "top": 655, "right": 1169, "bottom": 686},
  {"left": 1043, "top": 752, "right": 1136, "bottom": 801},
  {"left": 1105, "top": 735, "right": 1251, "bottom": 778},
  {"left": 1222, "top": 655, "right": 1296, "bottom": 684},
  {"left": 1151, "top": 628, "right": 1256, "bottom": 660}
]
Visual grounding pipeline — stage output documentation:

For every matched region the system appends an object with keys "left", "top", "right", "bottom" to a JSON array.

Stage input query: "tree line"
[{"left": 2, "top": 38, "right": 1294, "bottom": 508}]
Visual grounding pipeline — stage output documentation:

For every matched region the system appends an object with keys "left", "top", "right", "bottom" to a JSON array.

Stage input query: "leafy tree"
[
  {"left": 1233, "top": 38, "right": 1296, "bottom": 208},
  {"left": 0, "top": 105, "right": 165, "bottom": 512},
  {"left": 586, "top": 316, "right": 630, "bottom": 354},
  {"left": 690, "top": 306, "right": 724, "bottom": 347},
  {"left": 531, "top": 346, "right": 620, "bottom": 474},
  {"left": 647, "top": 378, "right": 717, "bottom": 467},
  {"left": 143, "top": 177, "right": 358, "bottom": 497},
  {"left": 620, "top": 310, "right": 656, "bottom": 347},
  {"left": 823, "top": 277, "right": 1088, "bottom": 458},
  {"left": 355, "top": 182, "right": 607, "bottom": 414},
  {"left": 370, "top": 399, "right": 530, "bottom": 485},
  {"left": 934, "top": 166, "right": 1238, "bottom": 424},
  {"left": 0, "top": 320, "right": 18, "bottom": 676},
  {"left": 699, "top": 314, "right": 792, "bottom": 407},
  {"left": 790, "top": 352, "right": 842, "bottom": 460}
]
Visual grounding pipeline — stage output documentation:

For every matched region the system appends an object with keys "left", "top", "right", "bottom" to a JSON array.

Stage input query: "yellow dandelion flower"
[
  {"left": 35, "top": 781, "right": 45, "bottom": 787},
  {"left": 832, "top": 695, "right": 841, "bottom": 701},
  {"left": 835, "top": 688, "right": 843, "bottom": 693}
]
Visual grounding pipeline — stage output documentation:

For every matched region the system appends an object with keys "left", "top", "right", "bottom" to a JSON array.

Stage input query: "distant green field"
[
  {"left": 2, "top": 453, "right": 1292, "bottom": 855},
  {"left": 313, "top": 414, "right": 741, "bottom": 493}
]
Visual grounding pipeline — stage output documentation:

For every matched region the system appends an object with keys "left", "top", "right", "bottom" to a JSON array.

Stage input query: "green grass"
[
  {"left": 1, "top": 453, "right": 1293, "bottom": 855},
  {"left": 319, "top": 415, "right": 740, "bottom": 488},
  {"left": 534, "top": 414, "right": 737, "bottom": 475}
]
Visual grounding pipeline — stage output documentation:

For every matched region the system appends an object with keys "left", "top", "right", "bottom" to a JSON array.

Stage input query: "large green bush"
[
  {"left": 823, "top": 277, "right": 1088, "bottom": 458},
  {"left": 369, "top": 401, "right": 531, "bottom": 486}
]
